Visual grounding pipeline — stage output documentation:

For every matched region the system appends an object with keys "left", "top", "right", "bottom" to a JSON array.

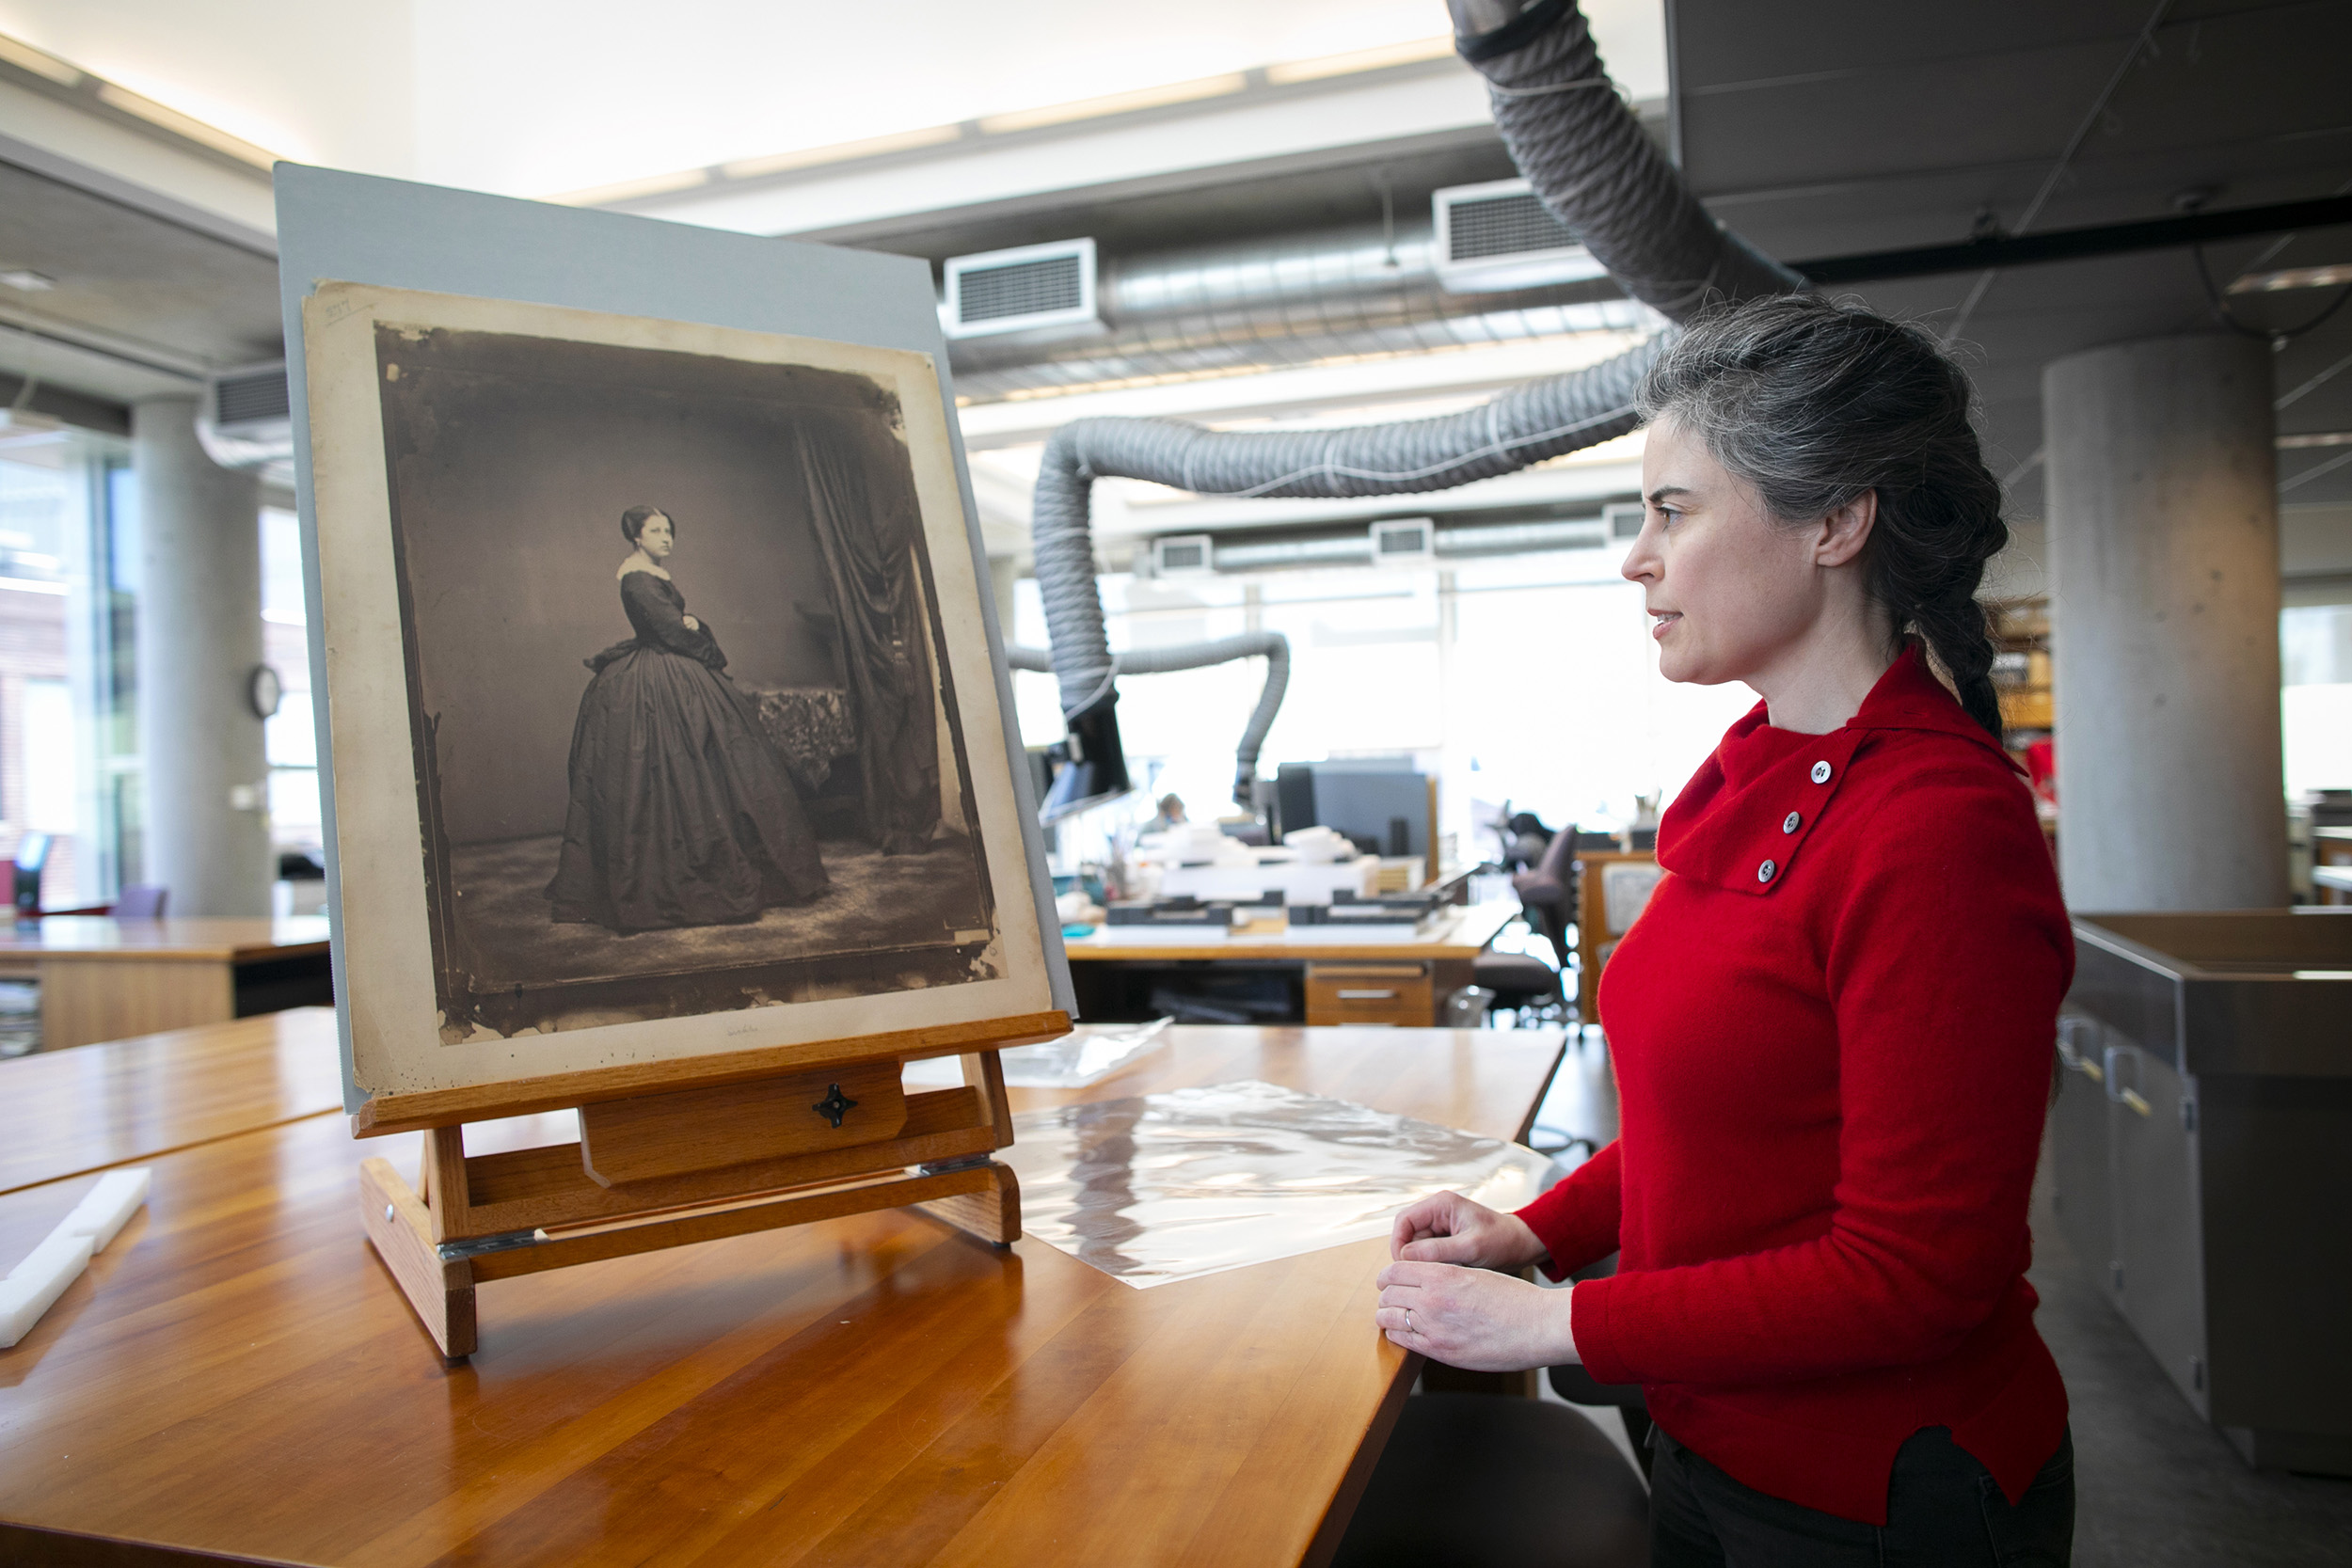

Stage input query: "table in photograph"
[
  {"left": 0, "top": 1022, "right": 1565, "bottom": 1567},
  {"left": 0, "top": 916, "right": 335, "bottom": 1052}
]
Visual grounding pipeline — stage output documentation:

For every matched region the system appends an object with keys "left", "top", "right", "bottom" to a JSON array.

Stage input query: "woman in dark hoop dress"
[{"left": 546, "top": 504, "right": 828, "bottom": 931}]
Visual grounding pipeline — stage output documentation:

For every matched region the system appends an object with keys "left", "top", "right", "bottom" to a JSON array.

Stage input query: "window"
[
  {"left": 1, "top": 436, "right": 113, "bottom": 905},
  {"left": 20, "top": 679, "right": 73, "bottom": 830},
  {"left": 1009, "top": 544, "right": 1757, "bottom": 856},
  {"left": 2281, "top": 602, "right": 2352, "bottom": 798},
  {"left": 260, "top": 506, "right": 324, "bottom": 859}
]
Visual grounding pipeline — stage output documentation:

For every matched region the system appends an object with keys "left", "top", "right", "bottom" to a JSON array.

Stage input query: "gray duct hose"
[
  {"left": 1030, "top": 337, "right": 1660, "bottom": 730},
  {"left": 1025, "top": 0, "right": 1804, "bottom": 798},
  {"left": 1461, "top": 0, "right": 1803, "bottom": 318},
  {"left": 1007, "top": 633, "right": 1290, "bottom": 800}
]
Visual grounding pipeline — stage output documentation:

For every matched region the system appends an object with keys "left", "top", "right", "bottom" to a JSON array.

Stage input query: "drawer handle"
[
  {"left": 2119, "top": 1087, "right": 2153, "bottom": 1117},
  {"left": 1336, "top": 989, "right": 1400, "bottom": 1001}
]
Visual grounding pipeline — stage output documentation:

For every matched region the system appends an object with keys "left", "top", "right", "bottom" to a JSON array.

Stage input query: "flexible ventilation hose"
[
  {"left": 1006, "top": 633, "right": 1290, "bottom": 803},
  {"left": 1462, "top": 0, "right": 1801, "bottom": 318},
  {"left": 1025, "top": 0, "right": 1804, "bottom": 802}
]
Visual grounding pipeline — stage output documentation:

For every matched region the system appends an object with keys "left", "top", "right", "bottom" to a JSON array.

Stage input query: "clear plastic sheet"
[
  {"left": 1002, "top": 1080, "right": 1561, "bottom": 1288},
  {"left": 900, "top": 1018, "right": 1173, "bottom": 1091}
]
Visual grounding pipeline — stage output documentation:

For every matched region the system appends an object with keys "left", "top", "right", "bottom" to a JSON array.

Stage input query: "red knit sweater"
[{"left": 1518, "top": 646, "right": 2073, "bottom": 1525}]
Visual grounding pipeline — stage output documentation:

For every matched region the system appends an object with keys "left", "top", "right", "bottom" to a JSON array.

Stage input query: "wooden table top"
[
  {"left": 0, "top": 1007, "right": 345, "bottom": 1196},
  {"left": 0, "top": 914, "right": 333, "bottom": 961},
  {"left": 0, "top": 1024, "right": 1565, "bottom": 1568},
  {"left": 1062, "top": 899, "right": 1517, "bottom": 963}
]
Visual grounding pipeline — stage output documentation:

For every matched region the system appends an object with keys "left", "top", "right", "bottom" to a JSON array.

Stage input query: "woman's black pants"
[{"left": 1648, "top": 1423, "right": 2074, "bottom": 1566}]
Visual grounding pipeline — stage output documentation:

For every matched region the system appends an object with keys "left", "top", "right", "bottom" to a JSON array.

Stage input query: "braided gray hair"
[{"left": 1635, "top": 294, "right": 2010, "bottom": 738}]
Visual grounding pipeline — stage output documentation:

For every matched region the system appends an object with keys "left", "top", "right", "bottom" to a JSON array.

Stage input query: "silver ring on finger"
[{"left": 1405, "top": 1307, "right": 1415, "bottom": 1335}]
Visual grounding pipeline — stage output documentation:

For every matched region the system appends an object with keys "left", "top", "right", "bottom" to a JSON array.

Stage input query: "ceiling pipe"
[{"left": 949, "top": 223, "right": 1645, "bottom": 400}]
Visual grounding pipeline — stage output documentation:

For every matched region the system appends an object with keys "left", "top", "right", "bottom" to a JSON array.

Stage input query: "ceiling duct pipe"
[
  {"left": 951, "top": 224, "right": 1645, "bottom": 402},
  {"left": 1020, "top": 0, "right": 1804, "bottom": 813},
  {"left": 1199, "top": 513, "right": 1613, "bottom": 572}
]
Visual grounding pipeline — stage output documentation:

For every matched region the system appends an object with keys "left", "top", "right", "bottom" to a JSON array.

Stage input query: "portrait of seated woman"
[
  {"left": 545, "top": 504, "right": 830, "bottom": 934},
  {"left": 355, "top": 316, "right": 1012, "bottom": 1040}
]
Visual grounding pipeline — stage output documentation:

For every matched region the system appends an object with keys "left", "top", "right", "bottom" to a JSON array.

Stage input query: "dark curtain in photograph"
[{"left": 796, "top": 417, "right": 942, "bottom": 855}]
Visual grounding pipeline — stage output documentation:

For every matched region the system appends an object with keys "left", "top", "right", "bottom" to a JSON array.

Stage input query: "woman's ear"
[{"left": 1812, "top": 489, "right": 1877, "bottom": 568}]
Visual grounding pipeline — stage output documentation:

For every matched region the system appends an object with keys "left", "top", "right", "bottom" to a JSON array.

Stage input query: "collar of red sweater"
[{"left": 1657, "top": 644, "right": 2013, "bottom": 897}]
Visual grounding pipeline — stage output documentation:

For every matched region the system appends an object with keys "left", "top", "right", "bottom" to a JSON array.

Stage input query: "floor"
[
  {"left": 1516, "top": 1022, "right": 2352, "bottom": 1562},
  {"left": 448, "top": 832, "right": 993, "bottom": 985}
]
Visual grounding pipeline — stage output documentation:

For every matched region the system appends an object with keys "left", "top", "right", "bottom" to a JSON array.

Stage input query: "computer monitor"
[
  {"left": 1275, "top": 761, "right": 1428, "bottom": 859},
  {"left": 12, "top": 831, "right": 51, "bottom": 919},
  {"left": 1039, "top": 695, "right": 1133, "bottom": 823}
]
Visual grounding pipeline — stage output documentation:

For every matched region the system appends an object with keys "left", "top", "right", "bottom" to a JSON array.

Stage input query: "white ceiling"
[{"left": 0, "top": 1, "right": 1663, "bottom": 203}]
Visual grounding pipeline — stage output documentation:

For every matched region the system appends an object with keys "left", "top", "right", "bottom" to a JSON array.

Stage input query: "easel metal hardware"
[
  {"left": 357, "top": 1011, "right": 1058, "bottom": 1360},
  {"left": 436, "top": 1228, "right": 542, "bottom": 1261}
]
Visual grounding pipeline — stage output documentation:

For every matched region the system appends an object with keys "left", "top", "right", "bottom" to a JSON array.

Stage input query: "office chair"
[
  {"left": 1330, "top": 1392, "right": 1648, "bottom": 1567},
  {"left": 113, "top": 885, "right": 168, "bottom": 919},
  {"left": 1471, "top": 827, "right": 1577, "bottom": 1024},
  {"left": 1550, "top": 1252, "right": 1653, "bottom": 1478},
  {"left": 1510, "top": 826, "right": 1579, "bottom": 970}
]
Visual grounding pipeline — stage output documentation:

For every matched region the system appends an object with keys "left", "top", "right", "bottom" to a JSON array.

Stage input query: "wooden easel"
[{"left": 355, "top": 1010, "right": 1068, "bottom": 1358}]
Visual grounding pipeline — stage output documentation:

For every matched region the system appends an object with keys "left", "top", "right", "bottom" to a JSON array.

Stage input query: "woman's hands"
[
  {"left": 1375, "top": 1264, "right": 1579, "bottom": 1370},
  {"left": 1375, "top": 1191, "right": 1577, "bottom": 1371},
  {"left": 1389, "top": 1191, "right": 1549, "bottom": 1271},
  {"left": 682, "top": 614, "right": 702, "bottom": 632}
]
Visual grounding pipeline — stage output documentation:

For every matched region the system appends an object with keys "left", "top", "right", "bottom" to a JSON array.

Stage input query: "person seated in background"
[
  {"left": 1376, "top": 294, "right": 2076, "bottom": 1565},
  {"left": 1143, "top": 794, "right": 1187, "bottom": 834}
]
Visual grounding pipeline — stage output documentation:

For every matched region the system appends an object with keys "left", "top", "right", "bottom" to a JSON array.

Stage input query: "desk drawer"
[{"left": 1306, "top": 963, "right": 1432, "bottom": 1027}]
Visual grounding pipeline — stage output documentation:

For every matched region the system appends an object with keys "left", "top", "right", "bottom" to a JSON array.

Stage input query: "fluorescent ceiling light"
[
  {"left": 0, "top": 31, "right": 78, "bottom": 85},
  {"left": 0, "top": 270, "right": 57, "bottom": 293},
  {"left": 2277, "top": 431, "right": 2352, "bottom": 450},
  {"left": 1263, "top": 37, "right": 1456, "bottom": 86},
  {"left": 2228, "top": 263, "right": 2352, "bottom": 294},
  {"left": 94, "top": 83, "right": 278, "bottom": 168},
  {"left": 547, "top": 167, "right": 711, "bottom": 206},
  {"left": 722, "top": 123, "right": 962, "bottom": 181},
  {"left": 977, "top": 73, "right": 1247, "bottom": 135}
]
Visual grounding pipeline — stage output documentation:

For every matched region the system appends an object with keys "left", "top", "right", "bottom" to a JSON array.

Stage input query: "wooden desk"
[
  {"left": 1063, "top": 902, "right": 1517, "bottom": 1026},
  {"left": 0, "top": 1023, "right": 1564, "bottom": 1567},
  {"left": 0, "top": 1007, "right": 343, "bottom": 1196},
  {"left": 0, "top": 916, "right": 333, "bottom": 1052}
]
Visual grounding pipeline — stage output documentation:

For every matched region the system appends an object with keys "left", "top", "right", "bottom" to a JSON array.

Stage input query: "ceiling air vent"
[
  {"left": 1370, "top": 517, "right": 1436, "bottom": 565},
  {"left": 943, "top": 238, "right": 1099, "bottom": 340},
  {"left": 1151, "top": 534, "right": 1216, "bottom": 577},
  {"left": 1603, "top": 501, "right": 1646, "bottom": 541},
  {"left": 1432, "top": 180, "right": 1608, "bottom": 294},
  {"left": 197, "top": 361, "right": 294, "bottom": 471}
]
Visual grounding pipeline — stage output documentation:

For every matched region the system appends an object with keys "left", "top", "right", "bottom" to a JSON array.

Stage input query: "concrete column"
[
  {"left": 134, "top": 398, "right": 270, "bottom": 916},
  {"left": 2044, "top": 334, "right": 2288, "bottom": 911}
]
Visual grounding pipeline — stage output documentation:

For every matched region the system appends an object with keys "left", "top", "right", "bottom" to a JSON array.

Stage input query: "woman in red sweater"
[{"left": 1376, "top": 294, "right": 2075, "bottom": 1564}]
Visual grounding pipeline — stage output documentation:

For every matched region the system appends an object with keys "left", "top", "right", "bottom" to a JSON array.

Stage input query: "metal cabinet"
[
  {"left": 2054, "top": 912, "right": 2352, "bottom": 1475},
  {"left": 2048, "top": 1014, "right": 2111, "bottom": 1284},
  {"left": 2102, "top": 1033, "right": 2209, "bottom": 1418},
  {"left": 2051, "top": 1013, "right": 2208, "bottom": 1416}
]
